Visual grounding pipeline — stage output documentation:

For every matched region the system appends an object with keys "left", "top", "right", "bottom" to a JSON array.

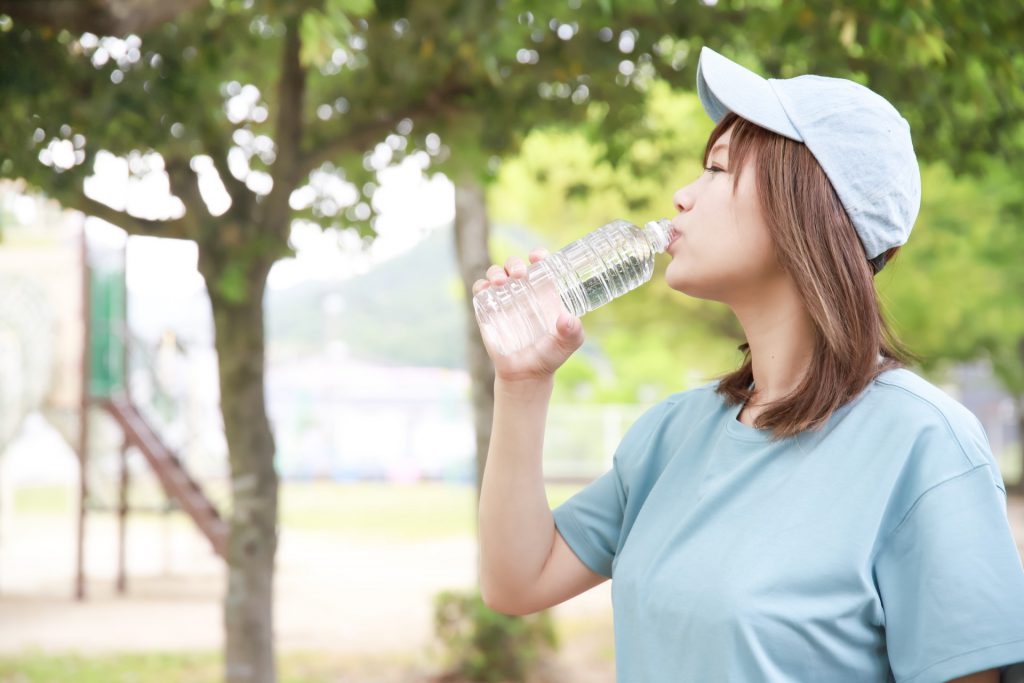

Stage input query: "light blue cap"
[{"left": 696, "top": 46, "right": 921, "bottom": 261}]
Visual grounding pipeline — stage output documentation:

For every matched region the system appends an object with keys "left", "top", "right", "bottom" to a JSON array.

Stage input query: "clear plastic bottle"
[{"left": 474, "top": 218, "right": 673, "bottom": 356}]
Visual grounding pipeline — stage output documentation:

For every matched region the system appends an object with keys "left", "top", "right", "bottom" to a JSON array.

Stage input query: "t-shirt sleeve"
[
  {"left": 552, "top": 465, "right": 626, "bottom": 578},
  {"left": 551, "top": 400, "right": 672, "bottom": 578},
  {"left": 873, "top": 463, "right": 1024, "bottom": 683}
]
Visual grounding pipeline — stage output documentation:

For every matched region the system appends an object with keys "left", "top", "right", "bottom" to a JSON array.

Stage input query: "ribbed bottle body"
[
  {"left": 474, "top": 259, "right": 569, "bottom": 358},
  {"left": 473, "top": 218, "right": 671, "bottom": 356}
]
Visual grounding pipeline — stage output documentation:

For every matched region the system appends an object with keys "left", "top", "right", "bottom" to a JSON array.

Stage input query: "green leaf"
[{"left": 328, "top": 0, "right": 375, "bottom": 17}]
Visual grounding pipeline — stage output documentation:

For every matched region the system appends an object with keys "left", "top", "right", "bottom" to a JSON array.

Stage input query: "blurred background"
[{"left": 0, "top": 1, "right": 1022, "bottom": 682}]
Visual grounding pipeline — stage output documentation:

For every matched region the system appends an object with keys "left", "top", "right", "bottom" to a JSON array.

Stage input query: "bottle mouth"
[
  {"left": 644, "top": 218, "right": 673, "bottom": 253},
  {"left": 667, "top": 226, "right": 680, "bottom": 247}
]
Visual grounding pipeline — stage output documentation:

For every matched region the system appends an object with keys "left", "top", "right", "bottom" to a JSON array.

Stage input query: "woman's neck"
[{"left": 730, "top": 275, "right": 816, "bottom": 405}]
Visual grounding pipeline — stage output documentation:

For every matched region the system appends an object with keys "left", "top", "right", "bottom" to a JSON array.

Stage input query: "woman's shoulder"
[
  {"left": 625, "top": 381, "right": 720, "bottom": 435},
  {"left": 861, "top": 367, "right": 999, "bottom": 490},
  {"left": 867, "top": 366, "right": 985, "bottom": 437},
  {"left": 612, "top": 381, "right": 725, "bottom": 472},
  {"left": 865, "top": 368, "right": 1007, "bottom": 540}
]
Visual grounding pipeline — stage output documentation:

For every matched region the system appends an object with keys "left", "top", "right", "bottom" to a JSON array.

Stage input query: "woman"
[{"left": 474, "top": 47, "right": 1024, "bottom": 681}]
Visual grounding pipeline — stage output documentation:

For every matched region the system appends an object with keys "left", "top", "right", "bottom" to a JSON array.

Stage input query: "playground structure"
[
  {"left": 85, "top": 232, "right": 227, "bottom": 568},
  {"left": 0, "top": 187, "right": 227, "bottom": 598}
]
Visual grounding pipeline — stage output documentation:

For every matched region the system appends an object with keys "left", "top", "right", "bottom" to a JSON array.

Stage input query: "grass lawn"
[
  {"left": 11, "top": 480, "right": 588, "bottom": 541},
  {"left": 278, "top": 480, "right": 584, "bottom": 539},
  {"left": 0, "top": 650, "right": 426, "bottom": 683},
  {"left": 0, "top": 651, "right": 223, "bottom": 683},
  {"left": 9, "top": 485, "right": 75, "bottom": 516}
]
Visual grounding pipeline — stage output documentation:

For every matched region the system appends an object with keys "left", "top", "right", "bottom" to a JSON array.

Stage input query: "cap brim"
[{"left": 697, "top": 46, "right": 802, "bottom": 142}]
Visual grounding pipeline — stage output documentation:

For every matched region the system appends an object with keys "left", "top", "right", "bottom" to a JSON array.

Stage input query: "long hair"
[{"left": 710, "top": 112, "right": 919, "bottom": 440}]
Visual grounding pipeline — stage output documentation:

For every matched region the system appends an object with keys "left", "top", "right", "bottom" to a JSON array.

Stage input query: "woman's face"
[{"left": 665, "top": 126, "right": 784, "bottom": 305}]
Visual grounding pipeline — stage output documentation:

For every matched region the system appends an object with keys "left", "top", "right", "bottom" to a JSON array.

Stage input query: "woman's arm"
[
  {"left": 477, "top": 377, "right": 606, "bottom": 615},
  {"left": 474, "top": 249, "right": 602, "bottom": 614}
]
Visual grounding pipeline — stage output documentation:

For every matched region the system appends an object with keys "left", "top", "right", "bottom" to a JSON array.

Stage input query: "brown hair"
[{"left": 709, "top": 112, "right": 919, "bottom": 440}]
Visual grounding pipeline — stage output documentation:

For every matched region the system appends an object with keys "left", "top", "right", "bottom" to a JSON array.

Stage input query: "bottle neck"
[{"left": 642, "top": 218, "right": 672, "bottom": 254}]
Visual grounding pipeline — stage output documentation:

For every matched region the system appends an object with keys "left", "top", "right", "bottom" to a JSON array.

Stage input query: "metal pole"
[
  {"left": 75, "top": 223, "right": 90, "bottom": 600},
  {"left": 117, "top": 235, "right": 131, "bottom": 593},
  {"left": 116, "top": 437, "right": 129, "bottom": 594}
]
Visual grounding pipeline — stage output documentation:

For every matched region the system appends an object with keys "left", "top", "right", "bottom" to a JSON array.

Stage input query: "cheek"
[
  {"left": 664, "top": 212, "right": 779, "bottom": 298},
  {"left": 721, "top": 193, "right": 779, "bottom": 276},
  {"left": 664, "top": 238, "right": 749, "bottom": 299}
]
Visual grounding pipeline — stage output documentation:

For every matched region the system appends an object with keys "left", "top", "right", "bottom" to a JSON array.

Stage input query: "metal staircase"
[{"left": 100, "top": 395, "right": 228, "bottom": 558}]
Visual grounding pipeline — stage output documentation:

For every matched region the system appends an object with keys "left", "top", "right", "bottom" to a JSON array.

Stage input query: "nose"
[{"left": 672, "top": 184, "right": 696, "bottom": 214}]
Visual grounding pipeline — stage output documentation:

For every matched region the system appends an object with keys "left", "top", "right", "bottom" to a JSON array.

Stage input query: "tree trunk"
[
  {"left": 206, "top": 259, "right": 279, "bottom": 683},
  {"left": 1013, "top": 395, "right": 1024, "bottom": 496},
  {"left": 453, "top": 180, "right": 496, "bottom": 581},
  {"left": 1013, "top": 338, "right": 1024, "bottom": 496}
]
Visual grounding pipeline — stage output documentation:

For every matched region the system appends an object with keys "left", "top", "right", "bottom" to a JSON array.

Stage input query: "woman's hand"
[{"left": 472, "top": 249, "right": 585, "bottom": 384}]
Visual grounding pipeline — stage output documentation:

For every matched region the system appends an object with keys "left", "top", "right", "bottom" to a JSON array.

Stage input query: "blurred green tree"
[
  {"left": 0, "top": 1, "right": 669, "bottom": 680},
  {"left": 1, "top": 1, "right": 1022, "bottom": 680}
]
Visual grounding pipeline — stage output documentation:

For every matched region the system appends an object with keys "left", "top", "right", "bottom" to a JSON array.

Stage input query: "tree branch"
[
  {"left": 260, "top": 10, "right": 306, "bottom": 238},
  {"left": 298, "top": 81, "right": 472, "bottom": 179},
  {"left": 189, "top": 90, "right": 255, "bottom": 219},
  {"left": 164, "top": 156, "right": 209, "bottom": 220},
  {"left": 72, "top": 193, "right": 193, "bottom": 240},
  {"left": 209, "top": 149, "right": 250, "bottom": 209},
  {"left": 0, "top": 0, "right": 208, "bottom": 36}
]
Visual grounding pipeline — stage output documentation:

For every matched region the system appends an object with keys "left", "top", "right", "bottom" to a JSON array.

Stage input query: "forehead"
[{"left": 710, "top": 129, "right": 732, "bottom": 155}]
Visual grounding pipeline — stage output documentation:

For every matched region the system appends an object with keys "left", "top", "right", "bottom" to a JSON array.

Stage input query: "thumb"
[
  {"left": 555, "top": 311, "right": 584, "bottom": 345},
  {"left": 536, "top": 311, "right": 585, "bottom": 368}
]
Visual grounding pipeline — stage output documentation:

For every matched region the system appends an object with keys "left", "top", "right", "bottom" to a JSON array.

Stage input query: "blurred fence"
[{"left": 268, "top": 390, "right": 652, "bottom": 484}]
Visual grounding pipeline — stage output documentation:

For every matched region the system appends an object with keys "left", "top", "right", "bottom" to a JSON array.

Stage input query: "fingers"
[
  {"left": 505, "top": 256, "right": 527, "bottom": 278},
  {"left": 472, "top": 264, "right": 505, "bottom": 296},
  {"left": 528, "top": 248, "right": 550, "bottom": 263},
  {"left": 472, "top": 249, "right": 550, "bottom": 296},
  {"left": 488, "top": 263, "right": 509, "bottom": 281}
]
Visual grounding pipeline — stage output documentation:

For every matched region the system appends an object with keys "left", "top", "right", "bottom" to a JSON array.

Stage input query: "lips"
[{"left": 667, "top": 227, "right": 681, "bottom": 251}]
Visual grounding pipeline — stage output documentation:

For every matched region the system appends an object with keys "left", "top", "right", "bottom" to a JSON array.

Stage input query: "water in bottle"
[{"left": 474, "top": 218, "right": 674, "bottom": 356}]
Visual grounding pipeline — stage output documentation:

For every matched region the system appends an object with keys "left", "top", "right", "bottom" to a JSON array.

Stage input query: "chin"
[
  {"left": 664, "top": 260, "right": 692, "bottom": 291},
  {"left": 666, "top": 275, "right": 709, "bottom": 300},
  {"left": 665, "top": 265, "right": 727, "bottom": 303}
]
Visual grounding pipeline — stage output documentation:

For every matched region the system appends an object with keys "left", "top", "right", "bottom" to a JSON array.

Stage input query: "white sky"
[
  {"left": 23, "top": 34, "right": 457, "bottom": 296},
  {"left": 71, "top": 152, "right": 455, "bottom": 295}
]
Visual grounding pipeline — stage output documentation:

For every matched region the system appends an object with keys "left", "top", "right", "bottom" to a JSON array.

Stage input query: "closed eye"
[{"left": 704, "top": 165, "right": 726, "bottom": 175}]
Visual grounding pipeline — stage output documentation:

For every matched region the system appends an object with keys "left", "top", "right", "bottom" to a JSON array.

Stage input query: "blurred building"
[{"left": 266, "top": 349, "right": 476, "bottom": 482}]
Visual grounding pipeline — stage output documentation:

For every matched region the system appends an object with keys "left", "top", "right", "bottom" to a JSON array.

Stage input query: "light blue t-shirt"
[{"left": 552, "top": 367, "right": 1024, "bottom": 682}]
